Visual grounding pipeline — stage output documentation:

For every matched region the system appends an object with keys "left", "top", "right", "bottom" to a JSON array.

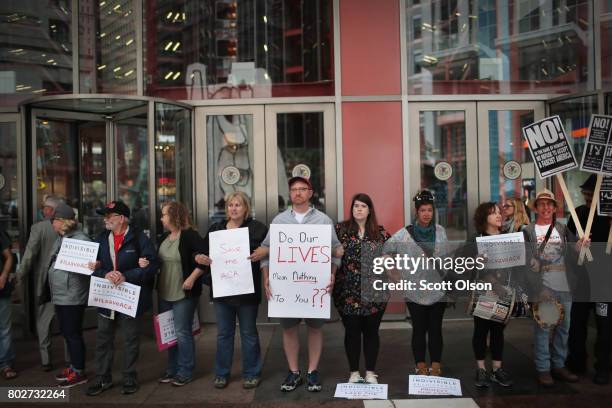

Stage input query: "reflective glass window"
[
  {"left": 116, "top": 117, "right": 150, "bottom": 233},
  {"left": 80, "top": 0, "right": 138, "bottom": 93},
  {"left": 405, "top": 0, "right": 595, "bottom": 94},
  {"left": 602, "top": 0, "right": 612, "bottom": 90},
  {"left": 0, "top": 122, "right": 19, "bottom": 287},
  {"left": 0, "top": 1, "right": 73, "bottom": 106},
  {"left": 155, "top": 103, "right": 192, "bottom": 240},
  {"left": 144, "top": 0, "right": 333, "bottom": 99}
]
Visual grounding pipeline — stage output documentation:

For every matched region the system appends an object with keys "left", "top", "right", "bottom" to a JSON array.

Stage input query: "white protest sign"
[
  {"left": 522, "top": 116, "right": 578, "bottom": 178},
  {"left": 153, "top": 309, "right": 201, "bottom": 351},
  {"left": 408, "top": 375, "right": 462, "bottom": 396},
  {"left": 268, "top": 224, "right": 332, "bottom": 319},
  {"left": 209, "top": 227, "right": 254, "bottom": 298},
  {"left": 54, "top": 238, "right": 99, "bottom": 275},
  {"left": 580, "top": 114, "right": 612, "bottom": 175},
  {"left": 87, "top": 276, "right": 141, "bottom": 318},
  {"left": 334, "top": 383, "right": 388, "bottom": 400},
  {"left": 476, "top": 232, "right": 525, "bottom": 269}
]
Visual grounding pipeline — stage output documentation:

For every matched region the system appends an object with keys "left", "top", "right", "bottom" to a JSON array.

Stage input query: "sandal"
[{"left": 2, "top": 367, "right": 18, "bottom": 380}]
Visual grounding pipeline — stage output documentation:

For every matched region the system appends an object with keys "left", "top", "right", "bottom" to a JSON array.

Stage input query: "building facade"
[{"left": 1, "top": 0, "right": 611, "bottom": 328}]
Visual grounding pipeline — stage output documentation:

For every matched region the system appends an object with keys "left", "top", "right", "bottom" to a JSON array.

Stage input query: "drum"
[{"left": 533, "top": 299, "right": 564, "bottom": 329}]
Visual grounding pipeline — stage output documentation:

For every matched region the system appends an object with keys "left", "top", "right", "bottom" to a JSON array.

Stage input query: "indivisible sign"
[
  {"left": 268, "top": 224, "right": 332, "bottom": 319},
  {"left": 408, "top": 375, "right": 462, "bottom": 396},
  {"left": 334, "top": 383, "right": 388, "bottom": 400},
  {"left": 54, "top": 238, "right": 99, "bottom": 275},
  {"left": 476, "top": 232, "right": 526, "bottom": 269},
  {"left": 209, "top": 227, "right": 254, "bottom": 298},
  {"left": 522, "top": 116, "right": 578, "bottom": 178},
  {"left": 580, "top": 114, "right": 612, "bottom": 174},
  {"left": 87, "top": 276, "right": 141, "bottom": 318},
  {"left": 598, "top": 176, "right": 612, "bottom": 216},
  {"left": 153, "top": 309, "right": 201, "bottom": 352}
]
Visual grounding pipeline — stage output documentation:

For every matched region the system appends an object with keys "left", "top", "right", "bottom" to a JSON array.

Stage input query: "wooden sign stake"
[
  {"left": 578, "top": 174, "right": 603, "bottom": 265},
  {"left": 555, "top": 174, "right": 593, "bottom": 262}
]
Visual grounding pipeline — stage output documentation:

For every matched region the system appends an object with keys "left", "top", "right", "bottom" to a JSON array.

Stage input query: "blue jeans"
[
  {"left": 534, "top": 290, "right": 572, "bottom": 372},
  {"left": 214, "top": 302, "right": 261, "bottom": 379},
  {"left": 159, "top": 297, "right": 198, "bottom": 379},
  {"left": 0, "top": 296, "right": 15, "bottom": 369}
]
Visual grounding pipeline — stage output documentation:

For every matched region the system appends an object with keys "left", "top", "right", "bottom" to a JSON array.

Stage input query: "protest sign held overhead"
[
  {"left": 580, "top": 115, "right": 612, "bottom": 175},
  {"left": 268, "top": 224, "right": 332, "bottom": 319},
  {"left": 599, "top": 176, "right": 612, "bottom": 217},
  {"left": 522, "top": 115, "right": 578, "bottom": 178}
]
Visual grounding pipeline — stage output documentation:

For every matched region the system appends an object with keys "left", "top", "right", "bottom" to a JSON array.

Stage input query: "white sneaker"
[
  {"left": 364, "top": 371, "right": 378, "bottom": 384},
  {"left": 348, "top": 371, "right": 364, "bottom": 383}
]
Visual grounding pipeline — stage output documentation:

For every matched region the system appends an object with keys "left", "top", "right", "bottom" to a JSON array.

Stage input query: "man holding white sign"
[
  {"left": 86, "top": 201, "right": 158, "bottom": 397},
  {"left": 251, "top": 176, "right": 342, "bottom": 393}
]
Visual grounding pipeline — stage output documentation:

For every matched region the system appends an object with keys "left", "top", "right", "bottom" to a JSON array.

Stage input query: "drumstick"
[
  {"left": 556, "top": 174, "right": 593, "bottom": 262},
  {"left": 578, "top": 174, "right": 602, "bottom": 264}
]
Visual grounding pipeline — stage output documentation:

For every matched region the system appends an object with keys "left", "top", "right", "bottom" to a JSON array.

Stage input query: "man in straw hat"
[{"left": 523, "top": 189, "right": 590, "bottom": 387}]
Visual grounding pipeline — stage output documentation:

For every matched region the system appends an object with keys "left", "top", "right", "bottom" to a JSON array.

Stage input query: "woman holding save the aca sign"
[{"left": 195, "top": 191, "right": 267, "bottom": 390}]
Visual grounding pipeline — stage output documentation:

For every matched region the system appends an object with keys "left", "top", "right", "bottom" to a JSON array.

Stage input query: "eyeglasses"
[
  {"left": 502, "top": 204, "right": 514, "bottom": 209},
  {"left": 104, "top": 213, "right": 121, "bottom": 219},
  {"left": 290, "top": 187, "right": 310, "bottom": 193}
]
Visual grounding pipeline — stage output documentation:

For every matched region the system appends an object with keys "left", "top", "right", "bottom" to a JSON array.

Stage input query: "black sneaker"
[
  {"left": 475, "top": 368, "right": 489, "bottom": 388},
  {"left": 280, "top": 370, "right": 302, "bottom": 392},
  {"left": 594, "top": 371, "right": 610, "bottom": 385},
  {"left": 58, "top": 371, "right": 87, "bottom": 388},
  {"left": 158, "top": 372, "right": 174, "bottom": 384},
  {"left": 86, "top": 378, "right": 113, "bottom": 396},
  {"left": 306, "top": 370, "right": 322, "bottom": 392},
  {"left": 172, "top": 375, "right": 192, "bottom": 387},
  {"left": 121, "top": 377, "right": 139, "bottom": 395},
  {"left": 490, "top": 368, "right": 513, "bottom": 387}
]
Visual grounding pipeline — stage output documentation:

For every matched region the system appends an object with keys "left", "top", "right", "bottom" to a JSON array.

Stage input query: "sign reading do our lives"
[
  {"left": 268, "top": 224, "right": 332, "bottom": 319},
  {"left": 522, "top": 115, "right": 578, "bottom": 178}
]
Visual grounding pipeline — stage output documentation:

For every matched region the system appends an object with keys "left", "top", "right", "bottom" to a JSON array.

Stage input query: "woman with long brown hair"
[
  {"left": 502, "top": 197, "right": 530, "bottom": 233},
  {"left": 334, "top": 193, "right": 390, "bottom": 384}
]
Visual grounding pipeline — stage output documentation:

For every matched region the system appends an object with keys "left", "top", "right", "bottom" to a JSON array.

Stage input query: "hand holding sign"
[
  {"left": 209, "top": 227, "right": 254, "bottom": 298},
  {"left": 268, "top": 224, "right": 332, "bottom": 319},
  {"left": 522, "top": 116, "right": 592, "bottom": 262}
]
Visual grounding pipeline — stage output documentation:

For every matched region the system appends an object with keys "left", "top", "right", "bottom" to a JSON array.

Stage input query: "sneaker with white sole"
[
  {"left": 348, "top": 371, "right": 364, "bottom": 383},
  {"left": 364, "top": 371, "right": 378, "bottom": 384}
]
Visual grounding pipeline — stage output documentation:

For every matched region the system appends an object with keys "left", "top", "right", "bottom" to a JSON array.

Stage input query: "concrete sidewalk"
[{"left": 3, "top": 317, "right": 612, "bottom": 407}]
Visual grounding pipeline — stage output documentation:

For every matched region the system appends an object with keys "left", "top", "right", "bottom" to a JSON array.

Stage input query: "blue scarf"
[{"left": 411, "top": 221, "right": 436, "bottom": 256}]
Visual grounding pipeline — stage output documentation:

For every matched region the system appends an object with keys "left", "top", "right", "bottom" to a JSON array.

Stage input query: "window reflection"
[
  {"left": 116, "top": 119, "right": 149, "bottom": 233},
  {"left": 406, "top": 0, "right": 595, "bottom": 94},
  {"left": 145, "top": 0, "right": 333, "bottom": 99},
  {"left": 277, "top": 112, "right": 325, "bottom": 212},
  {"left": 0, "top": 1, "right": 73, "bottom": 105},
  {"left": 80, "top": 0, "right": 137, "bottom": 93},
  {"left": 155, "top": 103, "right": 192, "bottom": 240}
]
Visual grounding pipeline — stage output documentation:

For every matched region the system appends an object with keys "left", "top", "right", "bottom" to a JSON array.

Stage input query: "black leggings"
[
  {"left": 340, "top": 311, "right": 385, "bottom": 371},
  {"left": 407, "top": 302, "right": 445, "bottom": 363},
  {"left": 472, "top": 316, "right": 505, "bottom": 361}
]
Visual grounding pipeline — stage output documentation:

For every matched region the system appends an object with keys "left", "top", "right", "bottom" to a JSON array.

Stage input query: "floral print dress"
[{"left": 333, "top": 223, "right": 391, "bottom": 316}]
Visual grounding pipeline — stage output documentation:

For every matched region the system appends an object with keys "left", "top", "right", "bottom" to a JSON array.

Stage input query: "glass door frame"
[
  {"left": 193, "top": 105, "right": 266, "bottom": 232},
  {"left": 30, "top": 108, "right": 111, "bottom": 225},
  {"left": 264, "top": 103, "right": 337, "bottom": 224},
  {"left": 406, "top": 102, "right": 479, "bottom": 237},
  {"left": 476, "top": 101, "right": 546, "bottom": 203}
]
